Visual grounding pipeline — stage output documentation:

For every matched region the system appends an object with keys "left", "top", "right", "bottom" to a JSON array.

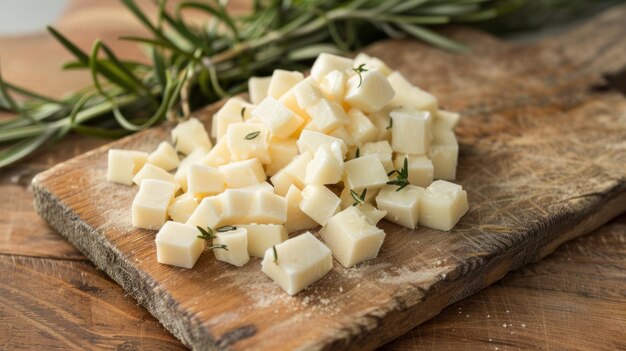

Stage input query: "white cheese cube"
[
  {"left": 171, "top": 117, "right": 212, "bottom": 155},
  {"left": 305, "top": 141, "right": 344, "bottom": 185},
  {"left": 310, "top": 53, "right": 353, "bottom": 81},
  {"left": 212, "top": 97, "right": 251, "bottom": 140},
  {"left": 248, "top": 76, "right": 271, "bottom": 105},
  {"left": 430, "top": 130, "right": 459, "bottom": 181},
  {"left": 299, "top": 184, "right": 341, "bottom": 226},
  {"left": 339, "top": 186, "right": 379, "bottom": 209},
  {"left": 174, "top": 147, "right": 209, "bottom": 191},
  {"left": 253, "top": 190, "right": 288, "bottom": 224},
  {"left": 387, "top": 71, "right": 438, "bottom": 112},
  {"left": 319, "top": 206, "right": 386, "bottom": 268},
  {"left": 132, "top": 179, "right": 177, "bottom": 230},
  {"left": 282, "top": 151, "right": 313, "bottom": 189},
  {"left": 219, "top": 158, "right": 266, "bottom": 188},
  {"left": 435, "top": 109, "right": 460, "bottom": 130},
  {"left": 107, "top": 149, "right": 148, "bottom": 185},
  {"left": 279, "top": 87, "right": 311, "bottom": 122},
  {"left": 261, "top": 232, "right": 333, "bottom": 295},
  {"left": 328, "top": 127, "right": 356, "bottom": 147},
  {"left": 394, "top": 154, "right": 433, "bottom": 188},
  {"left": 297, "top": 130, "right": 348, "bottom": 157},
  {"left": 270, "top": 169, "right": 299, "bottom": 197},
  {"left": 353, "top": 53, "right": 392, "bottom": 76},
  {"left": 390, "top": 108, "right": 432, "bottom": 155},
  {"left": 343, "top": 154, "right": 389, "bottom": 191},
  {"left": 346, "top": 108, "right": 379, "bottom": 145},
  {"left": 305, "top": 98, "right": 349, "bottom": 133},
  {"left": 226, "top": 122, "right": 271, "bottom": 164},
  {"left": 155, "top": 221, "right": 205, "bottom": 268},
  {"left": 147, "top": 142, "right": 179, "bottom": 171},
  {"left": 240, "top": 181, "right": 275, "bottom": 193},
  {"left": 356, "top": 203, "right": 387, "bottom": 226},
  {"left": 167, "top": 193, "right": 198, "bottom": 223},
  {"left": 238, "top": 224, "right": 288, "bottom": 258},
  {"left": 213, "top": 227, "right": 249, "bottom": 267},
  {"left": 220, "top": 189, "right": 287, "bottom": 225},
  {"left": 293, "top": 77, "right": 324, "bottom": 109},
  {"left": 320, "top": 70, "right": 346, "bottom": 102},
  {"left": 265, "top": 136, "right": 298, "bottom": 176},
  {"left": 133, "top": 163, "right": 180, "bottom": 191},
  {"left": 201, "top": 138, "right": 232, "bottom": 167},
  {"left": 284, "top": 185, "right": 318, "bottom": 233},
  {"left": 361, "top": 140, "right": 394, "bottom": 172},
  {"left": 187, "top": 164, "right": 224, "bottom": 197},
  {"left": 419, "top": 180, "right": 468, "bottom": 231},
  {"left": 376, "top": 184, "right": 425, "bottom": 229},
  {"left": 186, "top": 196, "right": 222, "bottom": 229},
  {"left": 344, "top": 71, "right": 395, "bottom": 113},
  {"left": 267, "top": 70, "right": 304, "bottom": 99},
  {"left": 253, "top": 97, "right": 304, "bottom": 138},
  {"left": 368, "top": 108, "right": 393, "bottom": 142}
]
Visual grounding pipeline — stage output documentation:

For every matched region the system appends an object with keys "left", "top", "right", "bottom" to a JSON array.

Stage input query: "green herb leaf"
[
  {"left": 209, "top": 244, "right": 229, "bottom": 251},
  {"left": 216, "top": 225, "right": 237, "bottom": 232},
  {"left": 240, "top": 107, "right": 246, "bottom": 120},
  {"left": 245, "top": 131, "right": 261, "bottom": 140},
  {"left": 352, "top": 63, "right": 368, "bottom": 88},
  {"left": 351, "top": 188, "right": 367, "bottom": 206},
  {"left": 386, "top": 157, "right": 410, "bottom": 191},
  {"left": 196, "top": 226, "right": 215, "bottom": 240},
  {"left": 272, "top": 245, "right": 278, "bottom": 264}
]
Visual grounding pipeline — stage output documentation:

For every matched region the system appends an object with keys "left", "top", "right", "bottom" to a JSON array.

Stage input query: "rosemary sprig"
[
  {"left": 272, "top": 245, "right": 278, "bottom": 264},
  {"left": 209, "top": 244, "right": 229, "bottom": 251},
  {"left": 351, "top": 188, "right": 367, "bottom": 206},
  {"left": 352, "top": 64, "right": 368, "bottom": 88},
  {"left": 196, "top": 226, "right": 216, "bottom": 240},
  {"left": 387, "top": 157, "right": 410, "bottom": 191},
  {"left": 245, "top": 131, "right": 261, "bottom": 140}
]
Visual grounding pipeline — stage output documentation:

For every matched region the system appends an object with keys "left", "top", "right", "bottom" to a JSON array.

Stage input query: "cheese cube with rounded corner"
[
  {"left": 361, "top": 140, "right": 394, "bottom": 172},
  {"left": 310, "top": 53, "right": 353, "bottom": 81},
  {"left": 171, "top": 117, "right": 212, "bottom": 155},
  {"left": 346, "top": 108, "right": 378, "bottom": 145},
  {"left": 368, "top": 108, "right": 392, "bottom": 142},
  {"left": 167, "top": 193, "right": 198, "bottom": 223},
  {"left": 419, "top": 180, "right": 468, "bottom": 231},
  {"left": 284, "top": 185, "right": 318, "bottom": 233},
  {"left": 305, "top": 98, "right": 349, "bottom": 133},
  {"left": 226, "top": 122, "right": 271, "bottom": 164},
  {"left": 253, "top": 190, "right": 288, "bottom": 224},
  {"left": 187, "top": 164, "right": 224, "bottom": 197},
  {"left": 305, "top": 141, "right": 344, "bottom": 185},
  {"left": 133, "top": 163, "right": 179, "bottom": 191},
  {"left": 240, "top": 181, "right": 274, "bottom": 193},
  {"left": 356, "top": 203, "right": 387, "bottom": 225},
  {"left": 270, "top": 169, "right": 299, "bottom": 197},
  {"left": 186, "top": 196, "right": 222, "bottom": 229},
  {"left": 174, "top": 147, "right": 209, "bottom": 191},
  {"left": 328, "top": 127, "right": 356, "bottom": 147},
  {"left": 219, "top": 158, "right": 266, "bottom": 188},
  {"left": 213, "top": 97, "right": 250, "bottom": 140},
  {"left": 343, "top": 154, "right": 389, "bottom": 191},
  {"left": 376, "top": 184, "right": 425, "bottom": 229},
  {"left": 320, "top": 70, "right": 346, "bottom": 102},
  {"left": 390, "top": 108, "right": 432, "bottom": 155},
  {"left": 279, "top": 87, "right": 311, "bottom": 122},
  {"left": 299, "top": 184, "right": 341, "bottom": 226},
  {"left": 394, "top": 154, "right": 433, "bottom": 188},
  {"left": 220, "top": 189, "right": 286, "bottom": 225},
  {"left": 253, "top": 97, "right": 304, "bottom": 139},
  {"left": 265, "top": 136, "right": 298, "bottom": 176},
  {"left": 430, "top": 130, "right": 459, "bottom": 181},
  {"left": 132, "top": 179, "right": 177, "bottom": 230},
  {"left": 202, "top": 138, "right": 231, "bottom": 168},
  {"left": 155, "top": 221, "right": 205, "bottom": 268},
  {"left": 294, "top": 77, "right": 324, "bottom": 109},
  {"left": 344, "top": 71, "right": 395, "bottom": 113},
  {"left": 282, "top": 151, "right": 313, "bottom": 189},
  {"left": 248, "top": 76, "right": 271, "bottom": 105},
  {"left": 238, "top": 224, "right": 288, "bottom": 258},
  {"left": 267, "top": 70, "right": 304, "bottom": 99},
  {"left": 148, "top": 141, "right": 179, "bottom": 171},
  {"left": 261, "top": 232, "right": 333, "bottom": 295},
  {"left": 297, "top": 130, "right": 348, "bottom": 157},
  {"left": 213, "top": 227, "right": 249, "bottom": 267},
  {"left": 435, "top": 109, "right": 460, "bottom": 130},
  {"left": 387, "top": 71, "right": 438, "bottom": 113},
  {"left": 339, "top": 186, "right": 379, "bottom": 209},
  {"left": 353, "top": 53, "right": 392, "bottom": 76},
  {"left": 319, "top": 206, "right": 386, "bottom": 268},
  {"left": 107, "top": 149, "right": 148, "bottom": 185}
]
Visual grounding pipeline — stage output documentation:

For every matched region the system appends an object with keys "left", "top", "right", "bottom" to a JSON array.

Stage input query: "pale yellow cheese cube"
[
  {"left": 390, "top": 108, "right": 432, "bottom": 155},
  {"left": 328, "top": 127, "right": 356, "bottom": 148},
  {"left": 213, "top": 227, "right": 249, "bottom": 267},
  {"left": 248, "top": 76, "right": 271, "bottom": 105},
  {"left": 293, "top": 77, "right": 324, "bottom": 109},
  {"left": 225, "top": 122, "right": 271, "bottom": 164},
  {"left": 219, "top": 158, "right": 266, "bottom": 188},
  {"left": 279, "top": 87, "right": 311, "bottom": 121},
  {"left": 319, "top": 206, "right": 386, "bottom": 268},
  {"left": 261, "top": 232, "right": 333, "bottom": 295},
  {"left": 265, "top": 136, "right": 298, "bottom": 176},
  {"left": 240, "top": 181, "right": 275, "bottom": 193},
  {"left": 376, "top": 184, "right": 425, "bottom": 229},
  {"left": 305, "top": 98, "right": 349, "bottom": 133},
  {"left": 361, "top": 140, "right": 394, "bottom": 172},
  {"left": 430, "top": 130, "right": 459, "bottom": 181},
  {"left": 201, "top": 138, "right": 232, "bottom": 168},
  {"left": 133, "top": 163, "right": 180, "bottom": 191},
  {"left": 310, "top": 53, "right": 353, "bottom": 81},
  {"left": 282, "top": 151, "right": 313, "bottom": 189},
  {"left": 267, "top": 69, "right": 304, "bottom": 99},
  {"left": 320, "top": 70, "right": 346, "bottom": 102},
  {"left": 253, "top": 97, "right": 304, "bottom": 139},
  {"left": 270, "top": 169, "right": 299, "bottom": 197},
  {"left": 238, "top": 224, "right": 288, "bottom": 258},
  {"left": 107, "top": 149, "right": 148, "bottom": 185},
  {"left": 212, "top": 97, "right": 250, "bottom": 140},
  {"left": 305, "top": 141, "right": 344, "bottom": 185},
  {"left": 187, "top": 164, "right": 224, "bottom": 197},
  {"left": 387, "top": 71, "right": 438, "bottom": 113},
  {"left": 368, "top": 108, "right": 392, "bottom": 142},
  {"left": 167, "top": 193, "right": 198, "bottom": 223},
  {"left": 253, "top": 190, "right": 288, "bottom": 224},
  {"left": 339, "top": 186, "right": 379, "bottom": 209},
  {"left": 147, "top": 141, "right": 179, "bottom": 171},
  {"left": 419, "top": 180, "right": 468, "bottom": 231},
  {"left": 346, "top": 108, "right": 379, "bottom": 145},
  {"left": 299, "top": 184, "right": 341, "bottom": 226},
  {"left": 344, "top": 71, "right": 395, "bottom": 113},
  {"left": 435, "top": 109, "right": 460, "bottom": 130},
  {"left": 343, "top": 154, "right": 389, "bottom": 191},
  {"left": 132, "top": 179, "right": 177, "bottom": 230},
  {"left": 155, "top": 221, "right": 205, "bottom": 268},
  {"left": 174, "top": 147, "right": 209, "bottom": 191},
  {"left": 353, "top": 52, "right": 392, "bottom": 76},
  {"left": 219, "top": 189, "right": 286, "bottom": 225},
  {"left": 171, "top": 117, "right": 212, "bottom": 155},
  {"left": 186, "top": 196, "right": 222, "bottom": 229},
  {"left": 284, "top": 185, "right": 318, "bottom": 233},
  {"left": 393, "top": 154, "right": 433, "bottom": 188},
  {"left": 356, "top": 203, "right": 387, "bottom": 226},
  {"left": 297, "top": 130, "right": 348, "bottom": 157}
]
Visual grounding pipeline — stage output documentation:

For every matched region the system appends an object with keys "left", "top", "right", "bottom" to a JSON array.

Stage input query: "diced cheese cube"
[
  {"left": 343, "top": 154, "right": 389, "bottom": 191},
  {"left": 213, "top": 227, "right": 249, "bottom": 267},
  {"left": 254, "top": 190, "right": 288, "bottom": 224},
  {"left": 297, "top": 130, "right": 348, "bottom": 157},
  {"left": 328, "top": 127, "right": 356, "bottom": 147},
  {"left": 155, "top": 221, "right": 205, "bottom": 268},
  {"left": 293, "top": 77, "right": 324, "bottom": 109},
  {"left": 344, "top": 71, "right": 395, "bottom": 113},
  {"left": 319, "top": 206, "right": 386, "bottom": 268},
  {"left": 310, "top": 53, "right": 353, "bottom": 81},
  {"left": 220, "top": 189, "right": 287, "bottom": 225},
  {"left": 305, "top": 98, "right": 349, "bottom": 133},
  {"left": 390, "top": 108, "right": 432, "bottom": 155},
  {"left": 107, "top": 149, "right": 148, "bottom": 185},
  {"left": 133, "top": 163, "right": 179, "bottom": 191},
  {"left": 212, "top": 97, "right": 250, "bottom": 140},
  {"left": 346, "top": 108, "right": 379, "bottom": 145},
  {"left": 279, "top": 87, "right": 311, "bottom": 122},
  {"left": 186, "top": 196, "right": 222, "bottom": 229},
  {"left": 284, "top": 185, "right": 318, "bottom": 233},
  {"left": 226, "top": 122, "right": 271, "bottom": 164},
  {"left": 265, "top": 136, "right": 298, "bottom": 176},
  {"left": 430, "top": 130, "right": 459, "bottom": 181},
  {"left": 253, "top": 97, "right": 304, "bottom": 138},
  {"left": 394, "top": 154, "right": 433, "bottom": 188},
  {"left": 248, "top": 76, "right": 271, "bottom": 105},
  {"left": 240, "top": 181, "right": 275, "bottom": 193},
  {"left": 419, "top": 180, "right": 468, "bottom": 231},
  {"left": 167, "top": 193, "right": 198, "bottom": 223},
  {"left": 187, "top": 164, "right": 224, "bottom": 197},
  {"left": 174, "top": 147, "right": 209, "bottom": 191},
  {"left": 435, "top": 109, "right": 460, "bottom": 130},
  {"left": 368, "top": 109, "right": 392, "bottom": 142},
  {"left": 201, "top": 138, "right": 231, "bottom": 168},
  {"left": 171, "top": 117, "right": 212, "bottom": 155},
  {"left": 270, "top": 169, "right": 299, "bottom": 197},
  {"left": 219, "top": 158, "right": 266, "bottom": 188},
  {"left": 299, "top": 184, "right": 341, "bottom": 226},
  {"left": 305, "top": 141, "right": 344, "bottom": 185},
  {"left": 361, "top": 140, "right": 394, "bottom": 172},
  {"left": 376, "top": 184, "right": 425, "bottom": 229},
  {"left": 282, "top": 151, "right": 313, "bottom": 189},
  {"left": 353, "top": 53, "right": 392, "bottom": 76},
  {"left": 387, "top": 71, "right": 438, "bottom": 113},
  {"left": 147, "top": 142, "right": 179, "bottom": 171},
  {"left": 267, "top": 70, "right": 304, "bottom": 99},
  {"left": 261, "top": 232, "right": 333, "bottom": 295},
  {"left": 339, "top": 186, "right": 379, "bottom": 209},
  {"left": 356, "top": 203, "right": 387, "bottom": 225},
  {"left": 238, "top": 224, "right": 288, "bottom": 258},
  {"left": 320, "top": 70, "right": 346, "bottom": 102},
  {"left": 132, "top": 179, "right": 177, "bottom": 230}
]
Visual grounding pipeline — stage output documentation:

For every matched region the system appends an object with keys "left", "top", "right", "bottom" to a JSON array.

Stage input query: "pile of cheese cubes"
[{"left": 107, "top": 53, "right": 469, "bottom": 295}]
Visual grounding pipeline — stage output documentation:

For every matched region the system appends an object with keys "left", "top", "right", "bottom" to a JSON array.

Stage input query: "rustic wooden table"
[{"left": 1, "top": 1, "right": 625, "bottom": 350}]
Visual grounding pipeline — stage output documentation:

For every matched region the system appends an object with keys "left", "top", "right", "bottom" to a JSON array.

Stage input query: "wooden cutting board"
[{"left": 32, "top": 7, "right": 626, "bottom": 351}]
